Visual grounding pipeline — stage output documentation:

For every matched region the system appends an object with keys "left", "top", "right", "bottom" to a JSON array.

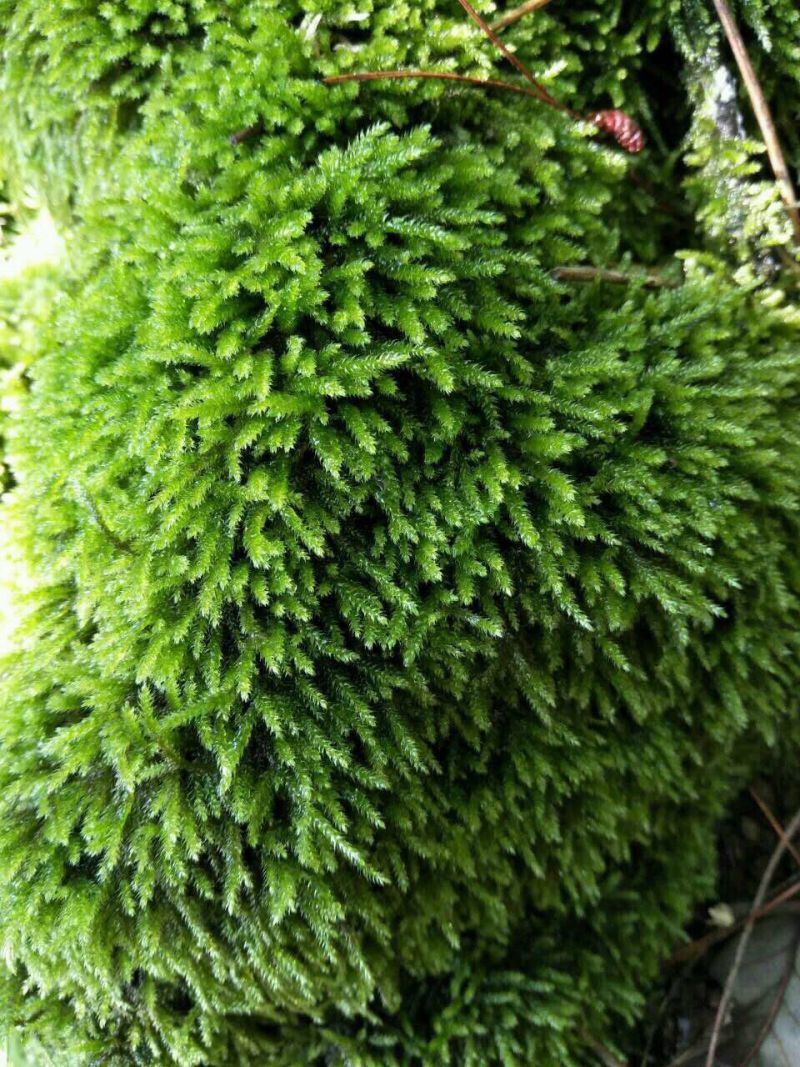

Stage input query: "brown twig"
[
  {"left": 738, "top": 927, "right": 799, "bottom": 1067},
  {"left": 322, "top": 69, "right": 545, "bottom": 101},
  {"left": 749, "top": 786, "right": 800, "bottom": 869},
  {"left": 454, "top": 0, "right": 569, "bottom": 111},
  {"left": 490, "top": 0, "right": 554, "bottom": 33},
  {"left": 230, "top": 123, "right": 263, "bottom": 147},
  {"left": 74, "top": 483, "right": 134, "bottom": 555},
  {"left": 761, "top": 879, "right": 800, "bottom": 916},
  {"left": 552, "top": 266, "right": 678, "bottom": 288},
  {"left": 711, "top": 0, "right": 800, "bottom": 246},
  {"left": 704, "top": 806, "right": 800, "bottom": 1067},
  {"left": 672, "top": 884, "right": 800, "bottom": 965}
]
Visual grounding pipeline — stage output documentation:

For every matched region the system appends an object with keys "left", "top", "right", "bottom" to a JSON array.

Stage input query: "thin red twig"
[
  {"left": 671, "top": 881, "right": 800, "bottom": 964},
  {"left": 750, "top": 786, "right": 800, "bottom": 869},
  {"left": 322, "top": 1, "right": 643, "bottom": 153},
  {"left": 322, "top": 69, "right": 544, "bottom": 101},
  {"left": 761, "top": 879, "right": 800, "bottom": 916},
  {"left": 491, "top": 0, "right": 555, "bottom": 33},
  {"left": 453, "top": 0, "right": 568, "bottom": 110},
  {"left": 704, "top": 806, "right": 800, "bottom": 1067}
]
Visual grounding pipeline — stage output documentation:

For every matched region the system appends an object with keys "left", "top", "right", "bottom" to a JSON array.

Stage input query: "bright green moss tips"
[
  {"left": 2, "top": 1, "right": 800, "bottom": 1065},
  {"left": 0, "top": 0, "right": 232, "bottom": 219},
  {"left": 0, "top": 206, "right": 66, "bottom": 494}
]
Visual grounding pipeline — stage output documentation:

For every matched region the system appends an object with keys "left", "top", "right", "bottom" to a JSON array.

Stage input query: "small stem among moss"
[
  {"left": 671, "top": 879, "right": 800, "bottom": 964},
  {"left": 750, "top": 785, "right": 800, "bottom": 869},
  {"left": 712, "top": 0, "right": 800, "bottom": 247},
  {"left": 552, "top": 266, "right": 678, "bottom": 288},
  {"left": 454, "top": 0, "right": 567, "bottom": 110},
  {"left": 491, "top": 0, "right": 555, "bottom": 33},
  {"left": 323, "top": 69, "right": 545, "bottom": 101},
  {"left": 72, "top": 481, "right": 134, "bottom": 554},
  {"left": 230, "top": 123, "right": 264, "bottom": 147}
]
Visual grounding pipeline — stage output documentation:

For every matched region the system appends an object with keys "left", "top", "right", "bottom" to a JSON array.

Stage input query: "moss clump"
[{"left": 1, "top": 2, "right": 800, "bottom": 1064}]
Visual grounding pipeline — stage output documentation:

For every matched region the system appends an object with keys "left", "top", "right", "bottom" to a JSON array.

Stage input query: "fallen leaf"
[{"left": 708, "top": 914, "right": 800, "bottom": 1066}]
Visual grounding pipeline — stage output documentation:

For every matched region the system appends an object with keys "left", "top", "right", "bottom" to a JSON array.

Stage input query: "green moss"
[
  {"left": 1, "top": 1, "right": 800, "bottom": 1064},
  {"left": 0, "top": 210, "right": 66, "bottom": 494}
]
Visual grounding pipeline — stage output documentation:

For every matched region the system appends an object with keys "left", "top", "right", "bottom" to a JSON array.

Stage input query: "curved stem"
[
  {"left": 454, "top": 0, "right": 572, "bottom": 112},
  {"left": 491, "top": 0, "right": 555, "bottom": 33},
  {"left": 323, "top": 69, "right": 547, "bottom": 102}
]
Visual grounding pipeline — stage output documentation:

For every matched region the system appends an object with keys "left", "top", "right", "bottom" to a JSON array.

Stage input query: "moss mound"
[{"left": 1, "top": 2, "right": 800, "bottom": 1063}]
